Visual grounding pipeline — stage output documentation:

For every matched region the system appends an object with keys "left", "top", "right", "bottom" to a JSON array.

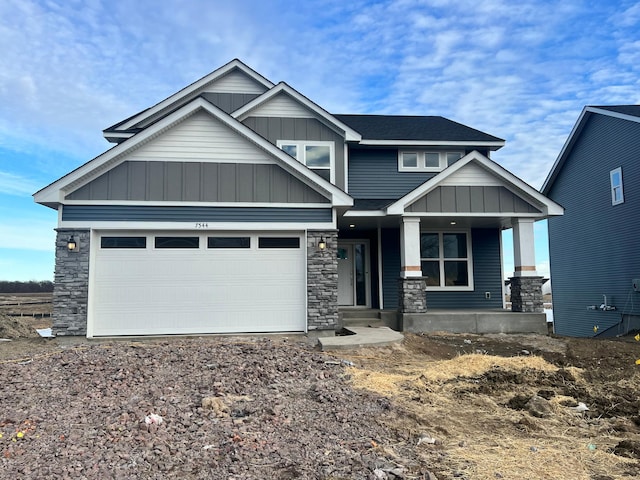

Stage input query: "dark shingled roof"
[
  {"left": 351, "top": 199, "right": 395, "bottom": 210},
  {"left": 591, "top": 105, "right": 640, "bottom": 118},
  {"left": 334, "top": 114, "right": 504, "bottom": 143}
]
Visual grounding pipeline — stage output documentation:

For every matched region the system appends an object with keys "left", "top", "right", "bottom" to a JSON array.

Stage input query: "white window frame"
[
  {"left": 277, "top": 140, "right": 335, "bottom": 183},
  {"left": 398, "top": 150, "right": 464, "bottom": 172},
  {"left": 610, "top": 167, "right": 624, "bottom": 205},
  {"left": 420, "top": 230, "right": 474, "bottom": 291}
]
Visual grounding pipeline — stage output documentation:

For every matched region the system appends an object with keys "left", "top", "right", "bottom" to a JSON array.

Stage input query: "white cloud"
[{"left": 0, "top": 171, "right": 40, "bottom": 196}]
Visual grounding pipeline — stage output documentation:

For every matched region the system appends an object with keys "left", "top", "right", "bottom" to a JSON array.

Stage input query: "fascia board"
[
  {"left": 103, "top": 131, "right": 134, "bottom": 143},
  {"left": 116, "top": 59, "right": 275, "bottom": 131},
  {"left": 35, "top": 97, "right": 353, "bottom": 208},
  {"left": 232, "top": 83, "right": 362, "bottom": 142},
  {"left": 387, "top": 151, "right": 564, "bottom": 216},
  {"left": 358, "top": 140, "right": 505, "bottom": 149}
]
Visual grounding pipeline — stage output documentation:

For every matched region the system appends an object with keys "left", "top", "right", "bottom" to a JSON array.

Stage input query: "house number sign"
[{"left": 195, "top": 223, "right": 209, "bottom": 229}]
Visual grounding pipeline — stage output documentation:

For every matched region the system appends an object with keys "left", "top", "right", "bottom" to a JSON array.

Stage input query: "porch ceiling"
[{"left": 338, "top": 214, "right": 519, "bottom": 230}]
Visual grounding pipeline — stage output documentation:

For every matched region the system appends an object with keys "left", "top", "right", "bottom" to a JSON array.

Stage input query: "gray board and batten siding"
[
  {"left": 200, "top": 93, "right": 260, "bottom": 114},
  {"left": 61, "top": 205, "right": 333, "bottom": 223},
  {"left": 242, "top": 116, "right": 347, "bottom": 189},
  {"left": 381, "top": 228, "right": 504, "bottom": 310},
  {"left": 546, "top": 113, "right": 640, "bottom": 337},
  {"left": 407, "top": 186, "right": 542, "bottom": 213},
  {"left": 66, "top": 161, "right": 329, "bottom": 204}
]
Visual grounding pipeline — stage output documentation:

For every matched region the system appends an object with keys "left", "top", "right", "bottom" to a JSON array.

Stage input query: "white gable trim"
[
  {"left": 386, "top": 151, "right": 563, "bottom": 216},
  {"left": 35, "top": 98, "right": 353, "bottom": 208},
  {"left": 232, "top": 83, "right": 362, "bottom": 142},
  {"left": 542, "top": 106, "right": 640, "bottom": 194},
  {"left": 115, "top": 59, "right": 275, "bottom": 132}
]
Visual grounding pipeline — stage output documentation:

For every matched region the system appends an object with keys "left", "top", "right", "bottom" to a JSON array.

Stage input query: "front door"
[{"left": 337, "top": 241, "right": 370, "bottom": 307}]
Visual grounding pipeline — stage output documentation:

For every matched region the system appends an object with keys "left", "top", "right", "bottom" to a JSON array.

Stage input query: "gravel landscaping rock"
[{"left": 0, "top": 337, "right": 427, "bottom": 479}]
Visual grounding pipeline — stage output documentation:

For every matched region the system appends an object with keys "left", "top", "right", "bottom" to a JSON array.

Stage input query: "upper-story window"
[
  {"left": 278, "top": 140, "right": 334, "bottom": 182},
  {"left": 399, "top": 151, "right": 464, "bottom": 172},
  {"left": 610, "top": 167, "right": 624, "bottom": 205}
]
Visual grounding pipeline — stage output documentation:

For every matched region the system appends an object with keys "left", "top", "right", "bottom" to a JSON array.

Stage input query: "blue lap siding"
[
  {"left": 61, "top": 205, "right": 333, "bottom": 223},
  {"left": 546, "top": 113, "right": 640, "bottom": 337},
  {"left": 381, "top": 228, "right": 504, "bottom": 309}
]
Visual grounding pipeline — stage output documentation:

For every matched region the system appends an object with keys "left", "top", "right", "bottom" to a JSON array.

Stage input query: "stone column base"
[
  {"left": 509, "top": 276, "right": 544, "bottom": 313},
  {"left": 398, "top": 277, "right": 427, "bottom": 313},
  {"left": 307, "top": 230, "right": 338, "bottom": 331}
]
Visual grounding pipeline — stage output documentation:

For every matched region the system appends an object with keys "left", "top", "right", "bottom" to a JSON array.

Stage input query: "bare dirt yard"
[{"left": 2, "top": 295, "right": 640, "bottom": 479}]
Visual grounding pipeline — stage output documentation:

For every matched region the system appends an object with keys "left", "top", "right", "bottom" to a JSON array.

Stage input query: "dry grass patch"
[{"left": 340, "top": 342, "right": 640, "bottom": 480}]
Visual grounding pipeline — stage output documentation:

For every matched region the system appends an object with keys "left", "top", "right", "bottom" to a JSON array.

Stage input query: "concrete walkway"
[{"left": 317, "top": 326, "right": 404, "bottom": 351}]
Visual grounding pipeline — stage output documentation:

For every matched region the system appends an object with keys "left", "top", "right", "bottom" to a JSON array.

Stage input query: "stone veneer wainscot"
[
  {"left": 52, "top": 229, "right": 91, "bottom": 336},
  {"left": 306, "top": 230, "right": 338, "bottom": 331}
]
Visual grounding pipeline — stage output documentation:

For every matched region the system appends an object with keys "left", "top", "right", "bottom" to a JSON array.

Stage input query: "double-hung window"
[
  {"left": 278, "top": 140, "right": 334, "bottom": 182},
  {"left": 399, "top": 151, "right": 463, "bottom": 172},
  {"left": 610, "top": 167, "right": 624, "bottom": 205},
  {"left": 420, "top": 232, "right": 473, "bottom": 290}
]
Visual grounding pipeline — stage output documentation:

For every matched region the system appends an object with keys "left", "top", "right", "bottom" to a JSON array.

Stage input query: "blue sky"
[{"left": 1, "top": 0, "right": 639, "bottom": 281}]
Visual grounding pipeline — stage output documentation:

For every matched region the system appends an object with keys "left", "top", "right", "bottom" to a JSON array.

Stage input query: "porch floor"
[{"left": 340, "top": 308, "right": 548, "bottom": 335}]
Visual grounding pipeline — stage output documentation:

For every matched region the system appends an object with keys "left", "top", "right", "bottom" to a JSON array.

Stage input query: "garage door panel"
[{"left": 92, "top": 232, "right": 306, "bottom": 336}]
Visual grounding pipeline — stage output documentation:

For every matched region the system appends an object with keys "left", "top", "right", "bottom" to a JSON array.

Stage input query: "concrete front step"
[
  {"left": 340, "top": 309, "right": 381, "bottom": 319},
  {"left": 318, "top": 326, "right": 404, "bottom": 351},
  {"left": 341, "top": 318, "right": 385, "bottom": 328}
]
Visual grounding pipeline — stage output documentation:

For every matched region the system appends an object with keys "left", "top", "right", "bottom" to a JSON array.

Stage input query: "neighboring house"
[
  {"left": 542, "top": 106, "right": 640, "bottom": 337},
  {"left": 34, "top": 59, "right": 562, "bottom": 338}
]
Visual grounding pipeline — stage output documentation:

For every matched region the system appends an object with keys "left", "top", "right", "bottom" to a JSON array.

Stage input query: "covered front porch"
[{"left": 333, "top": 151, "right": 563, "bottom": 334}]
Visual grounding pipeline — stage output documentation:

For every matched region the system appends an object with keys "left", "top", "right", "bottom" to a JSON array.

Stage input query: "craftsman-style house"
[{"left": 35, "top": 59, "right": 562, "bottom": 337}]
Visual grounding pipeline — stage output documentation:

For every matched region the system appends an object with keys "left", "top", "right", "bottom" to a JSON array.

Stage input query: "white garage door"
[{"left": 90, "top": 232, "right": 306, "bottom": 336}]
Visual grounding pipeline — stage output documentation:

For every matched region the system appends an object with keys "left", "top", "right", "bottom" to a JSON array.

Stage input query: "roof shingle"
[{"left": 334, "top": 114, "right": 504, "bottom": 143}]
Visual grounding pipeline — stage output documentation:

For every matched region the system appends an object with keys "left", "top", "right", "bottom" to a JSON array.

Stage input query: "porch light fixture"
[
  {"left": 318, "top": 237, "right": 327, "bottom": 250},
  {"left": 67, "top": 236, "right": 77, "bottom": 251}
]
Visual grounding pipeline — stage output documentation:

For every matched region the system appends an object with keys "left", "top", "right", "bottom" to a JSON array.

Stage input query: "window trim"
[
  {"left": 398, "top": 150, "right": 464, "bottom": 172},
  {"left": 277, "top": 140, "right": 335, "bottom": 182},
  {"left": 610, "top": 167, "right": 624, "bottom": 205},
  {"left": 420, "top": 230, "right": 474, "bottom": 291}
]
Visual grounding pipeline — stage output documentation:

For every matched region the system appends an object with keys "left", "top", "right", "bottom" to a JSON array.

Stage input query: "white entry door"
[{"left": 337, "top": 241, "right": 370, "bottom": 307}]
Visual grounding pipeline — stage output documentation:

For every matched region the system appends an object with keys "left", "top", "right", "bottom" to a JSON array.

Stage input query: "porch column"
[
  {"left": 399, "top": 217, "right": 427, "bottom": 313},
  {"left": 510, "top": 219, "right": 543, "bottom": 313},
  {"left": 400, "top": 217, "right": 422, "bottom": 277},
  {"left": 512, "top": 218, "right": 537, "bottom": 277}
]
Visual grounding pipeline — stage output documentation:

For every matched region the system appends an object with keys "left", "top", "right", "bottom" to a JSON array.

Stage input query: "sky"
[{"left": 1, "top": 0, "right": 639, "bottom": 281}]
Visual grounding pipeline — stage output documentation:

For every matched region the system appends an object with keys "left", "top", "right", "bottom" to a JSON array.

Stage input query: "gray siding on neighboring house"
[
  {"left": 61, "top": 205, "right": 333, "bottom": 223},
  {"left": 381, "top": 228, "right": 503, "bottom": 309},
  {"left": 66, "top": 161, "right": 329, "bottom": 204},
  {"left": 201, "top": 92, "right": 260, "bottom": 113},
  {"left": 547, "top": 114, "right": 640, "bottom": 337},
  {"left": 407, "top": 186, "right": 541, "bottom": 213},
  {"left": 348, "top": 149, "right": 436, "bottom": 199},
  {"left": 242, "top": 117, "right": 347, "bottom": 190}
]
